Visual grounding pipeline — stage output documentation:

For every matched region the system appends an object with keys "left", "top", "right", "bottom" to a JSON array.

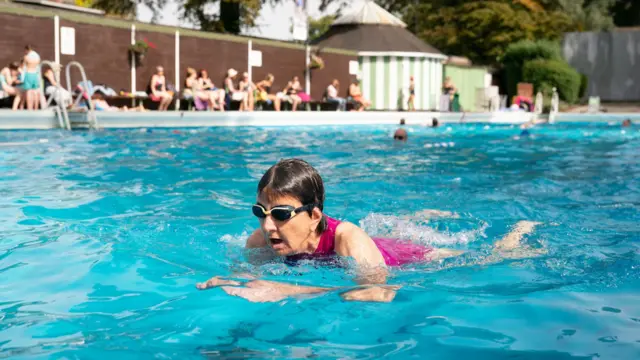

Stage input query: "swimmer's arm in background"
[{"left": 334, "top": 222, "right": 398, "bottom": 303}]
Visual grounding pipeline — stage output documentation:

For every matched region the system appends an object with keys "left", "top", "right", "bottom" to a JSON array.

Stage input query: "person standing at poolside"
[
  {"left": 196, "top": 159, "right": 543, "bottom": 303},
  {"left": 21, "top": 45, "right": 41, "bottom": 110},
  {"left": 408, "top": 76, "right": 415, "bottom": 111}
]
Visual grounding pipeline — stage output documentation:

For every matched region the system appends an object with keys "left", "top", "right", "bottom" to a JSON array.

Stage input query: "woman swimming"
[{"left": 197, "top": 159, "right": 542, "bottom": 302}]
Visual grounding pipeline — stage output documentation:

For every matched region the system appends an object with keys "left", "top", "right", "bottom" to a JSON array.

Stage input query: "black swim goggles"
[{"left": 252, "top": 203, "right": 317, "bottom": 221}]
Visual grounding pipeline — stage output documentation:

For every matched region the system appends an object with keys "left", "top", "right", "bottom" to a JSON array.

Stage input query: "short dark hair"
[
  {"left": 432, "top": 118, "right": 439, "bottom": 127},
  {"left": 258, "top": 158, "right": 327, "bottom": 234},
  {"left": 8, "top": 62, "right": 19, "bottom": 70},
  {"left": 400, "top": 118, "right": 406, "bottom": 125},
  {"left": 24, "top": 45, "right": 32, "bottom": 51}
]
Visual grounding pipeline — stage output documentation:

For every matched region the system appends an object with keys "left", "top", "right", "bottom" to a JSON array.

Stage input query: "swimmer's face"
[{"left": 256, "top": 193, "right": 321, "bottom": 256}]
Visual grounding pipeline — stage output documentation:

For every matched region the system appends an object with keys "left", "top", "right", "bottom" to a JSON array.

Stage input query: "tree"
[
  {"left": 612, "top": 0, "right": 640, "bottom": 27},
  {"left": 393, "top": 0, "right": 615, "bottom": 66},
  {"left": 308, "top": 15, "right": 336, "bottom": 42},
  {"left": 181, "top": 0, "right": 263, "bottom": 33}
]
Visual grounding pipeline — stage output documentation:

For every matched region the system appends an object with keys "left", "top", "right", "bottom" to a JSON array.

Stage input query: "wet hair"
[
  {"left": 258, "top": 158, "right": 327, "bottom": 235},
  {"left": 432, "top": 118, "right": 439, "bottom": 127},
  {"left": 400, "top": 118, "right": 405, "bottom": 125},
  {"left": 622, "top": 119, "right": 632, "bottom": 127}
]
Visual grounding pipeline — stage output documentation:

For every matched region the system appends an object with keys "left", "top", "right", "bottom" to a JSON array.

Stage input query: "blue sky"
[{"left": 137, "top": 0, "right": 361, "bottom": 41}]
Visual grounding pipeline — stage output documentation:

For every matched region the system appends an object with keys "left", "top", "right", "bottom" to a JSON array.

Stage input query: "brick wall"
[{"left": 0, "top": 10, "right": 357, "bottom": 100}]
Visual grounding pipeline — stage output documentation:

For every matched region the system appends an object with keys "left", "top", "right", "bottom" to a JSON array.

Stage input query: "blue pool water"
[{"left": 1, "top": 122, "right": 639, "bottom": 359}]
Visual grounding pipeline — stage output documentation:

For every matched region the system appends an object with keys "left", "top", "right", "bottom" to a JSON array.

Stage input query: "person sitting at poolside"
[
  {"left": 196, "top": 159, "right": 542, "bottom": 303},
  {"left": 326, "top": 79, "right": 346, "bottom": 111},
  {"left": 255, "top": 74, "right": 279, "bottom": 111},
  {"left": 276, "top": 77, "right": 302, "bottom": 112},
  {"left": 184, "top": 67, "right": 217, "bottom": 111},
  {"left": 90, "top": 92, "right": 145, "bottom": 112},
  {"left": 42, "top": 67, "right": 72, "bottom": 109},
  {"left": 238, "top": 72, "right": 256, "bottom": 112},
  {"left": 198, "top": 69, "right": 225, "bottom": 111},
  {"left": 224, "top": 68, "right": 248, "bottom": 111},
  {"left": 289, "top": 75, "right": 311, "bottom": 104},
  {"left": 393, "top": 128, "right": 408, "bottom": 141},
  {"left": 348, "top": 79, "right": 370, "bottom": 111},
  {"left": 0, "top": 62, "right": 23, "bottom": 110},
  {"left": 148, "top": 66, "right": 173, "bottom": 111},
  {"left": 21, "top": 45, "right": 41, "bottom": 110}
]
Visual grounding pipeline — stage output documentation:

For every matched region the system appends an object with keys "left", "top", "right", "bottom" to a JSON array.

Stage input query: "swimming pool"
[{"left": 1, "top": 122, "right": 638, "bottom": 358}]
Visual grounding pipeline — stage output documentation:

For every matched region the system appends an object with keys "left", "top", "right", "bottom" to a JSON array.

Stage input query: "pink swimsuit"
[{"left": 297, "top": 216, "right": 433, "bottom": 266}]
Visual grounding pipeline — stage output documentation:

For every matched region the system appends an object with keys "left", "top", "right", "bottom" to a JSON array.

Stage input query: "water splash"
[{"left": 359, "top": 213, "right": 487, "bottom": 247}]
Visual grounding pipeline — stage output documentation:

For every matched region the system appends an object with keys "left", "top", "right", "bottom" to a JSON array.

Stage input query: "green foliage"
[
  {"left": 398, "top": 0, "right": 578, "bottom": 66},
  {"left": 182, "top": 0, "right": 261, "bottom": 34},
  {"left": 578, "top": 73, "right": 589, "bottom": 100},
  {"left": 523, "top": 59, "right": 581, "bottom": 103},
  {"left": 502, "top": 40, "right": 562, "bottom": 99},
  {"left": 501, "top": 39, "right": 562, "bottom": 65},
  {"left": 612, "top": 0, "right": 640, "bottom": 27},
  {"left": 308, "top": 15, "right": 336, "bottom": 42}
]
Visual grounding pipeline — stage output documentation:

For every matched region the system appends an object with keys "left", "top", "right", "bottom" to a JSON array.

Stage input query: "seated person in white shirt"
[{"left": 326, "top": 79, "right": 346, "bottom": 111}]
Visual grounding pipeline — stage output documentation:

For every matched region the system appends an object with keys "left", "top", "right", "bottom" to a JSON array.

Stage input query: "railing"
[{"left": 65, "top": 61, "right": 98, "bottom": 130}]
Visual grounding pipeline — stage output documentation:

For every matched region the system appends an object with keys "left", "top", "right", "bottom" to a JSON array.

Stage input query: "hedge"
[
  {"left": 523, "top": 59, "right": 581, "bottom": 104},
  {"left": 501, "top": 40, "right": 563, "bottom": 100}
]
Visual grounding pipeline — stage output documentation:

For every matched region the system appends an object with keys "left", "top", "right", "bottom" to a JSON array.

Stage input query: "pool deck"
[{"left": 0, "top": 109, "right": 637, "bottom": 130}]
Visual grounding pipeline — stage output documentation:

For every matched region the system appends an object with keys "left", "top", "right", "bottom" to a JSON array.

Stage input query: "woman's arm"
[
  {"left": 226, "top": 78, "right": 237, "bottom": 92},
  {"left": 334, "top": 222, "right": 397, "bottom": 302}
]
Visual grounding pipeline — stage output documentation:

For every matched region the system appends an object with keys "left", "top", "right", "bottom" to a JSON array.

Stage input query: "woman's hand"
[
  {"left": 340, "top": 285, "right": 399, "bottom": 303},
  {"left": 196, "top": 276, "right": 242, "bottom": 290}
]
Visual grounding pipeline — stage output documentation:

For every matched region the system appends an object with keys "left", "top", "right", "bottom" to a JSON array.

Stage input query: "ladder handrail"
[
  {"left": 65, "top": 61, "right": 98, "bottom": 130},
  {"left": 40, "top": 60, "right": 70, "bottom": 130}
]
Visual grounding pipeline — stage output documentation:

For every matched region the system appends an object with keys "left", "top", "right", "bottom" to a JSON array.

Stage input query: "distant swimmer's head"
[
  {"left": 254, "top": 159, "right": 326, "bottom": 256},
  {"left": 520, "top": 129, "right": 531, "bottom": 137},
  {"left": 622, "top": 119, "right": 632, "bottom": 127},
  {"left": 400, "top": 118, "right": 406, "bottom": 125},
  {"left": 394, "top": 128, "right": 408, "bottom": 141},
  {"left": 432, "top": 118, "right": 439, "bottom": 128}
]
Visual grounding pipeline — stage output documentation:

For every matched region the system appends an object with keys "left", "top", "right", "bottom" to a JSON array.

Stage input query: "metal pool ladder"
[
  {"left": 66, "top": 61, "right": 99, "bottom": 130},
  {"left": 40, "top": 60, "right": 71, "bottom": 130}
]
